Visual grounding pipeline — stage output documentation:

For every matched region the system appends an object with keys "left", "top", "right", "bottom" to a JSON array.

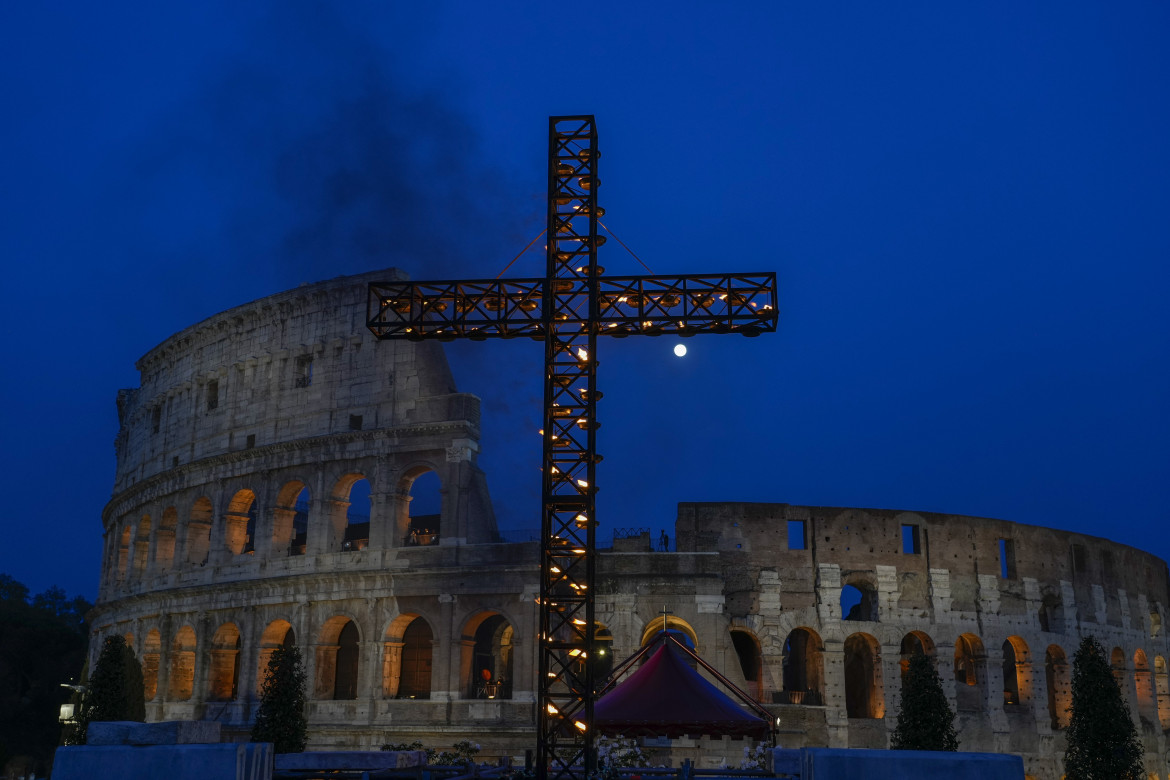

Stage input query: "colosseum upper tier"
[{"left": 92, "top": 269, "right": 1170, "bottom": 780}]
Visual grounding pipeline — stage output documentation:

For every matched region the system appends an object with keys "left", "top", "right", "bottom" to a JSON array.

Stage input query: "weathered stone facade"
[{"left": 92, "top": 270, "right": 1170, "bottom": 780}]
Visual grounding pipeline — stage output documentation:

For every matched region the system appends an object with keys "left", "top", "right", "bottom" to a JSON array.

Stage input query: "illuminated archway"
[
  {"left": 844, "top": 632, "right": 883, "bottom": 718},
  {"left": 208, "top": 623, "right": 241, "bottom": 701}
]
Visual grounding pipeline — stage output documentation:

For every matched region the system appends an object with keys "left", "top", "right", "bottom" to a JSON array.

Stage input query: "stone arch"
[
  {"left": 1045, "top": 645, "right": 1071, "bottom": 729},
  {"left": 154, "top": 507, "right": 178, "bottom": 571},
  {"left": 729, "top": 628, "right": 763, "bottom": 699},
  {"left": 1111, "top": 646, "right": 1127, "bottom": 691},
  {"left": 143, "top": 629, "right": 162, "bottom": 701},
  {"left": 325, "top": 472, "right": 370, "bottom": 553},
  {"left": 782, "top": 627, "right": 824, "bottom": 706},
  {"left": 132, "top": 515, "right": 151, "bottom": 580},
  {"left": 594, "top": 622, "right": 615, "bottom": 684},
  {"left": 207, "top": 623, "right": 241, "bottom": 701},
  {"left": 116, "top": 524, "right": 132, "bottom": 583},
  {"left": 400, "top": 465, "right": 443, "bottom": 546},
  {"left": 954, "top": 633, "right": 987, "bottom": 712},
  {"left": 639, "top": 615, "right": 698, "bottom": 650},
  {"left": 384, "top": 614, "right": 433, "bottom": 699},
  {"left": 844, "top": 632, "right": 884, "bottom": 719},
  {"left": 273, "top": 480, "right": 309, "bottom": 557},
  {"left": 256, "top": 619, "right": 296, "bottom": 694},
  {"left": 315, "top": 615, "right": 360, "bottom": 700},
  {"left": 168, "top": 625, "right": 197, "bottom": 700},
  {"left": 899, "top": 630, "right": 936, "bottom": 677},
  {"left": 225, "top": 489, "right": 256, "bottom": 556},
  {"left": 1154, "top": 656, "right": 1170, "bottom": 731},
  {"left": 460, "top": 611, "right": 515, "bottom": 699},
  {"left": 1002, "top": 636, "right": 1031, "bottom": 708},
  {"left": 841, "top": 578, "right": 878, "bottom": 622},
  {"left": 1134, "top": 649, "right": 1155, "bottom": 725},
  {"left": 186, "top": 497, "right": 213, "bottom": 566}
]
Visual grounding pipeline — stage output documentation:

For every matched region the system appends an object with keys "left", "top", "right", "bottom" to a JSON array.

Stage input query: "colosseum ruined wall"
[{"left": 90, "top": 269, "right": 1170, "bottom": 780}]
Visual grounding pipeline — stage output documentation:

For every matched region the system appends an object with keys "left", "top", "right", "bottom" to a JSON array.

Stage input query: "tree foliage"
[
  {"left": 75, "top": 635, "right": 145, "bottom": 743},
  {"left": 0, "top": 574, "right": 91, "bottom": 770},
  {"left": 1064, "top": 636, "right": 1143, "bottom": 780},
  {"left": 251, "top": 644, "right": 308, "bottom": 753},
  {"left": 891, "top": 651, "right": 959, "bottom": 751}
]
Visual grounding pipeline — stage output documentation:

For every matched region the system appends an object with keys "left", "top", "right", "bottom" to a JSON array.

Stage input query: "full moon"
[{"left": 673, "top": 344, "right": 687, "bottom": 357}]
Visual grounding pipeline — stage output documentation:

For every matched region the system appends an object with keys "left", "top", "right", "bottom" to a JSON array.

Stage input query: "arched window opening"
[
  {"left": 464, "top": 613, "right": 514, "bottom": 700},
  {"left": 844, "top": 633, "right": 883, "bottom": 719},
  {"left": 1002, "top": 637, "right": 1030, "bottom": 708},
  {"left": 132, "top": 516, "right": 152, "bottom": 580},
  {"left": 186, "top": 498, "right": 213, "bottom": 566},
  {"left": 639, "top": 616, "right": 698, "bottom": 650},
  {"left": 143, "top": 630, "right": 161, "bottom": 702},
  {"left": 594, "top": 624, "right": 615, "bottom": 685},
  {"left": 169, "top": 626, "right": 197, "bottom": 701},
  {"left": 1038, "top": 592, "right": 1064, "bottom": 634},
  {"left": 208, "top": 623, "right": 241, "bottom": 701},
  {"left": 291, "top": 487, "right": 310, "bottom": 555},
  {"left": 343, "top": 479, "right": 371, "bottom": 552},
  {"left": 257, "top": 620, "right": 295, "bottom": 694},
  {"left": 271, "top": 482, "right": 308, "bottom": 557},
  {"left": 314, "top": 616, "right": 359, "bottom": 700},
  {"left": 1111, "top": 647, "right": 1127, "bottom": 692},
  {"left": 729, "top": 629, "right": 762, "bottom": 699},
  {"left": 154, "top": 508, "right": 178, "bottom": 571},
  {"left": 899, "top": 631, "right": 936, "bottom": 678},
  {"left": 782, "top": 627, "right": 825, "bottom": 706},
  {"left": 954, "top": 633, "right": 987, "bottom": 712},
  {"left": 398, "top": 617, "right": 433, "bottom": 699},
  {"left": 841, "top": 583, "right": 878, "bottom": 622},
  {"left": 225, "top": 489, "right": 256, "bottom": 556},
  {"left": 334, "top": 621, "right": 359, "bottom": 700},
  {"left": 1154, "top": 656, "right": 1170, "bottom": 731},
  {"left": 116, "top": 525, "right": 132, "bottom": 583},
  {"left": 404, "top": 470, "right": 442, "bottom": 546},
  {"left": 1045, "top": 645, "right": 1070, "bottom": 729},
  {"left": 1151, "top": 612, "right": 1162, "bottom": 639},
  {"left": 1134, "top": 650, "right": 1154, "bottom": 725}
]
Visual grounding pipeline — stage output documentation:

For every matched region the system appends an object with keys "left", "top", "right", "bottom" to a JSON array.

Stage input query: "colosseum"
[{"left": 90, "top": 268, "right": 1170, "bottom": 780}]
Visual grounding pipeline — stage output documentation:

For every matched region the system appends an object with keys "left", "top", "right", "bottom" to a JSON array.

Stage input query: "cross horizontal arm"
[
  {"left": 367, "top": 272, "right": 777, "bottom": 341},
  {"left": 367, "top": 278, "right": 546, "bottom": 341}
]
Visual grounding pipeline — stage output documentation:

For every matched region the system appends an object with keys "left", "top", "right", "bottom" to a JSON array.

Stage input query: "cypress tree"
[
  {"left": 891, "top": 651, "right": 959, "bottom": 751},
  {"left": 1064, "top": 636, "right": 1143, "bottom": 780},
  {"left": 251, "top": 644, "right": 308, "bottom": 753},
  {"left": 76, "top": 635, "right": 145, "bottom": 743}
]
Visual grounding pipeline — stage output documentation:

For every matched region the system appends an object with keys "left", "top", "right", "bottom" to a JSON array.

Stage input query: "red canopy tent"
[{"left": 593, "top": 633, "right": 772, "bottom": 741}]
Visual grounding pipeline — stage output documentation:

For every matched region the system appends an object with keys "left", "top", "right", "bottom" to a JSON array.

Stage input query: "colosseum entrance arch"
[
  {"left": 844, "top": 632, "right": 883, "bottom": 718},
  {"left": 208, "top": 623, "right": 241, "bottom": 701},
  {"left": 389, "top": 616, "right": 433, "bottom": 699},
  {"left": 954, "top": 633, "right": 987, "bottom": 712},
  {"left": 782, "top": 627, "right": 825, "bottom": 706},
  {"left": 169, "top": 625, "right": 197, "bottom": 701},
  {"left": 256, "top": 620, "right": 296, "bottom": 694},
  {"left": 315, "top": 616, "right": 360, "bottom": 700},
  {"left": 899, "top": 631, "right": 936, "bottom": 678},
  {"left": 1045, "top": 645, "right": 1070, "bottom": 729},
  {"left": 461, "top": 612, "right": 515, "bottom": 699}
]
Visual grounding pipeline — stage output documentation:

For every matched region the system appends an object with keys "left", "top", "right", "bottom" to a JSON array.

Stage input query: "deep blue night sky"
[{"left": 2, "top": 2, "right": 1167, "bottom": 601}]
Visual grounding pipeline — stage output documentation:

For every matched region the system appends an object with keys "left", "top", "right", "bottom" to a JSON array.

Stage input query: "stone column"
[
  {"left": 821, "top": 639, "right": 848, "bottom": 748},
  {"left": 430, "top": 594, "right": 456, "bottom": 701},
  {"left": 382, "top": 641, "right": 405, "bottom": 698},
  {"left": 156, "top": 615, "right": 173, "bottom": 705},
  {"left": 456, "top": 638, "right": 476, "bottom": 699},
  {"left": 358, "top": 639, "right": 380, "bottom": 701},
  {"left": 816, "top": 563, "right": 842, "bottom": 623},
  {"left": 876, "top": 565, "right": 899, "bottom": 622},
  {"left": 368, "top": 490, "right": 398, "bottom": 550}
]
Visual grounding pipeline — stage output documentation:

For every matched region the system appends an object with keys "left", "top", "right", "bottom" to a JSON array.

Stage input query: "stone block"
[
  {"left": 798, "top": 747, "right": 1023, "bottom": 779},
  {"left": 52, "top": 743, "right": 272, "bottom": 780}
]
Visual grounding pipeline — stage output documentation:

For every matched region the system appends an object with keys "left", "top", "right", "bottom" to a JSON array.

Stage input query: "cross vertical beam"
[
  {"left": 538, "top": 116, "right": 600, "bottom": 779},
  {"left": 366, "top": 115, "right": 778, "bottom": 780}
]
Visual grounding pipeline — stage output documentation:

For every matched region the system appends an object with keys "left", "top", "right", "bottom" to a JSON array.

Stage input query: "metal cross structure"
[{"left": 367, "top": 115, "right": 777, "bottom": 780}]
